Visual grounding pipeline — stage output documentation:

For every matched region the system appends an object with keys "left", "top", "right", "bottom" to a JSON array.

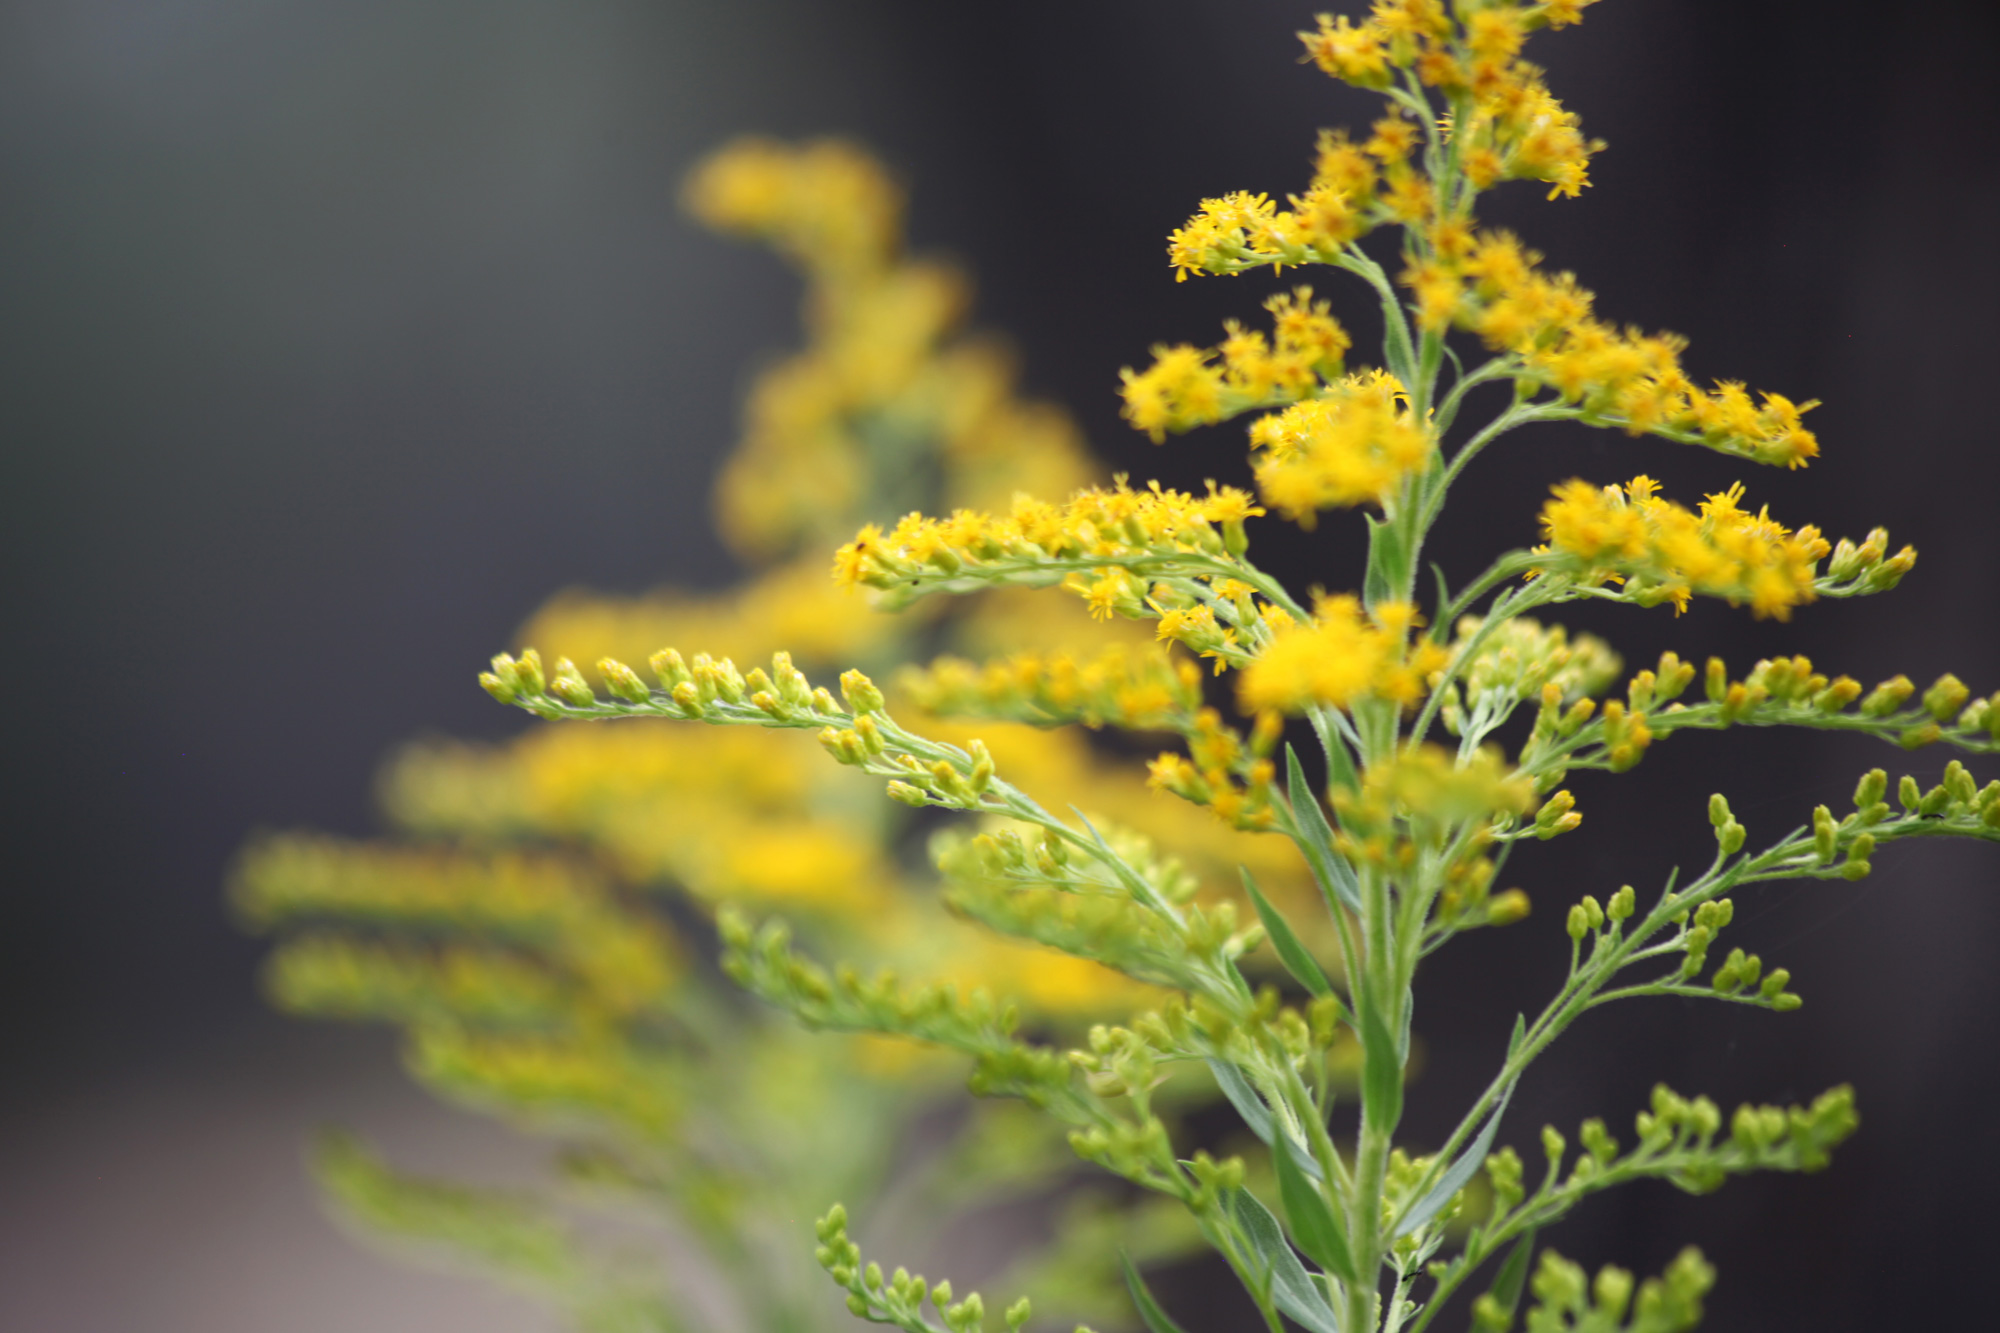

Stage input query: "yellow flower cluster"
[
  {"left": 1248, "top": 369, "right": 1429, "bottom": 519},
  {"left": 683, "top": 136, "right": 902, "bottom": 276},
  {"left": 1534, "top": 476, "right": 1834, "bottom": 618},
  {"left": 680, "top": 139, "right": 1096, "bottom": 562},
  {"left": 1167, "top": 2, "right": 1602, "bottom": 282},
  {"left": 1301, "top": 1, "right": 1602, "bottom": 195},
  {"left": 832, "top": 480, "right": 1263, "bottom": 603},
  {"left": 1414, "top": 231, "right": 1820, "bottom": 468},
  {"left": 1144, "top": 708, "right": 1283, "bottom": 831},
  {"left": 898, "top": 644, "right": 1203, "bottom": 732},
  {"left": 232, "top": 836, "right": 686, "bottom": 1134},
  {"left": 1236, "top": 596, "right": 1449, "bottom": 715},
  {"left": 383, "top": 724, "right": 900, "bottom": 918},
  {"left": 1119, "top": 288, "right": 1351, "bottom": 440}
]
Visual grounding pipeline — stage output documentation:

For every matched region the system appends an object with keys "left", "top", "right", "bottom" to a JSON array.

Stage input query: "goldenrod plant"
[
  {"left": 234, "top": 139, "right": 1308, "bottom": 1331},
  {"left": 475, "top": 4, "right": 1998, "bottom": 1332}
]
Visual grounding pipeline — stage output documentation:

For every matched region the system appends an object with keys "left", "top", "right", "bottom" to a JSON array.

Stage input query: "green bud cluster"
[
  {"left": 1523, "top": 1246, "right": 1714, "bottom": 1333},
  {"left": 1821, "top": 527, "right": 1915, "bottom": 594},
  {"left": 814, "top": 1205, "right": 1029, "bottom": 1333},
  {"left": 1536, "top": 789, "right": 1582, "bottom": 840},
  {"left": 1705, "top": 793, "right": 1746, "bottom": 856}
]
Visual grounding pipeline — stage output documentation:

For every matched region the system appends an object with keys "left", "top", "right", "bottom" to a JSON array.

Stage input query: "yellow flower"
[
  {"left": 1237, "top": 595, "right": 1433, "bottom": 714},
  {"left": 1247, "top": 369, "right": 1428, "bottom": 519},
  {"left": 1535, "top": 476, "right": 1836, "bottom": 619}
]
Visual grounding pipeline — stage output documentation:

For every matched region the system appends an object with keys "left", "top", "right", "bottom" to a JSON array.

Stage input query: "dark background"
[{"left": 2, "top": 1, "right": 1996, "bottom": 1329}]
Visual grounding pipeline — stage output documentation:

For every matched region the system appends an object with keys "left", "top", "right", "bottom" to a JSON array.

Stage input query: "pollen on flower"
[
  {"left": 902, "top": 645, "right": 1203, "bottom": 733},
  {"left": 1119, "top": 288, "right": 1350, "bottom": 442},
  {"left": 1237, "top": 595, "right": 1437, "bottom": 715},
  {"left": 1534, "top": 476, "right": 1837, "bottom": 619},
  {"left": 1246, "top": 369, "right": 1429, "bottom": 520}
]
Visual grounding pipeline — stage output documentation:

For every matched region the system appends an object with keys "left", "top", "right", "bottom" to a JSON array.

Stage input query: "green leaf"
[
  {"left": 1287, "top": 745, "right": 1361, "bottom": 915},
  {"left": 1359, "top": 997, "right": 1404, "bottom": 1134},
  {"left": 1207, "top": 1059, "right": 1325, "bottom": 1183},
  {"left": 1364, "top": 515, "right": 1407, "bottom": 609},
  {"left": 1226, "top": 1188, "right": 1343, "bottom": 1333},
  {"left": 1241, "top": 867, "right": 1331, "bottom": 998},
  {"left": 1431, "top": 562, "right": 1453, "bottom": 628},
  {"left": 1120, "top": 1251, "right": 1190, "bottom": 1333},
  {"left": 1206, "top": 1059, "right": 1271, "bottom": 1145},
  {"left": 1470, "top": 1230, "right": 1536, "bottom": 1333},
  {"left": 1394, "top": 1074, "right": 1518, "bottom": 1237},
  {"left": 1311, "top": 714, "right": 1361, "bottom": 794},
  {"left": 1274, "top": 1131, "right": 1357, "bottom": 1283}
]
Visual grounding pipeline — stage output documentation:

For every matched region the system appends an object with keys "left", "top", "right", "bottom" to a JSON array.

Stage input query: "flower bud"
[
  {"left": 841, "top": 669, "right": 886, "bottom": 715},
  {"left": 1566, "top": 903, "right": 1591, "bottom": 942},
  {"left": 1487, "top": 888, "right": 1531, "bottom": 925},
  {"left": 886, "top": 781, "right": 930, "bottom": 808},
  {"left": 513, "top": 648, "right": 546, "bottom": 696},
  {"left": 1536, "top": 789, "right": 1581, "bottom": 839},
  {"left": 550, "top": 658, "right": 595, "bottom": 707},
  {"left": 1861, "top": 675, "right": 1914, "bottom": 717},
  {"left": 1705, "top": 657, "right": 1728, "bottom": 704},
  {"left": 1812, "top": 805, "right": 1837, "bottom": 863},
  {"left": 1607, "top": 885, "right": 1635, "bottom": 921},
  {"left": 1923, "top": 674, "right": 1970, "bottom": 722},
  {"left": 1854, "top": 768, "right": 1887, "bottom": 810},
  {"left": 599, "top": 657, "right": 650, "bottom": 703}
]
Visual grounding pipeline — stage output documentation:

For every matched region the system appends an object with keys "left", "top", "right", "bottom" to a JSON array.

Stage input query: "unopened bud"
[
  {"left": 1861, "top": 675, "right": 1914, "bottom": 717},
  {"left": 1812, "top": 805, "right": 1837, "bottom": 863},
  {"left": 513, "top": 648, "right": 546, "bottom": 696},
  {"left": 1923, "top": 674, "right": 1970, "bottom": 722},
  {"left": 886, "top": 781, "right": 930, "bottom": 808},
  {"left": 599, "top": 657, "right": 649, "bottom": 703},
  {"left": 650, "top": 648, "right": 691, "bottom": 689},
  {"left": 550, "top": 658, "right": 595, "bottom": 707},
  {"left": 841, "top": 669, "right": 886, "bottom": 715}
]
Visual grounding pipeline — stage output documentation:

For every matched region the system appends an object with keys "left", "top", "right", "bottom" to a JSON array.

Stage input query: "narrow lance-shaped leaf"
[
  {"left": 1208, "top": 1058, "right": 1325, "bottom": 1181},
  {"left": 1395, "top": 1073, "right": 1519, "bottom": 1237},
  {"left": 1241, "top": 867, "right": 1331, "bottom": 998},
  {"left": 1397, "top": 983, "right": 1413, "bottom": 1065},
  {"left": 1363, "top": 514, "right": 1407, "bottom": 609},
  {"left": 1227, "top": 1188, "right": 1343, "bottom": 1333},
  {"left": 1205, "top": 1057, "right": 1274, "bottom": 1145},
  {"left": 1274, "top": 1127, "right": 1357, "bottom": 1283},
  {"left": 1287, "top": 744, "right": 1362, "bottom": 914},
  {"left": 1472, "top": 1230, "right": 1537, "bottom": 1333},
  {"left": 1120, "top": 1251, "right": 1190, "bottom": 1333},
  {"left": 1359, "top": 997, "right": 1404, "bottom": 1134}
]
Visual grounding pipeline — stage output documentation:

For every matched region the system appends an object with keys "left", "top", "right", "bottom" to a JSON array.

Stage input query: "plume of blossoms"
[
  {"left": 474, "top": 8, "right": 2000, "bottom": 1333},
  {"left": 1531, "top": 475, "right": 1912, "bottom": 619}
]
